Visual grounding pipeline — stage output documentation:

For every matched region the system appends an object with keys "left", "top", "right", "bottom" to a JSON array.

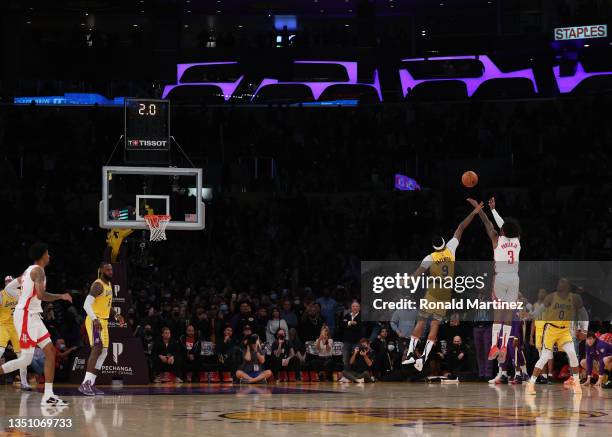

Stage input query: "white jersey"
[
  {"left": 494, "top": 236, "right": 520, "bottom": 274},
  {"left": 15, "top": 265, "right": 44, "bottom": 314}
]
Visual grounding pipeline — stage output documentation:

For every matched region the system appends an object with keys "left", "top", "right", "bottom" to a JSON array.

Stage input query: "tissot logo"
[
  {"left": 113, "top": 342, "right": 124, "bottom": 364},
  {"left": 127, "top": 139, "right": 168, "bottom": 148}
]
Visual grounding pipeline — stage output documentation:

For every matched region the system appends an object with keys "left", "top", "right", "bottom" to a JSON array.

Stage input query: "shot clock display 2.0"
[{"left": 124, "top": 99, "right": 170, "bottom": 151}]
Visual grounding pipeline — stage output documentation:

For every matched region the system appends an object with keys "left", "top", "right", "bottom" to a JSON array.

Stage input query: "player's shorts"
[
  {"left": 492, "top": 273, "right": 519, "bottom": 303},
  {"left": 13, "top": 310, "right": 51, "bottom": 349},
  {"left": 0, "top": 323, "right": 21, "bottom": 353},
  {"left": 418, "top": 291, "right": 448, "bottom": 322},
  {"left": 85, "top": 316, "right": 109, "bottom": 348},
  {"left": 535, "top": 321, "right": 545, "bottom": 350},
  {"left": 542, "top": 323, "right": 573, "bottom": 350}
]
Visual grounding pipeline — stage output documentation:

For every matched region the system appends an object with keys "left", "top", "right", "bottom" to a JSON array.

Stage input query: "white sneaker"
[
  {"left": 401, "top": 357, "right": 416, "bottom": 365},
  {"left": 414, "top": 359, "right": 423, "bottom": 372},
  {"left": 356, "top": 378, "right": 365, "bottom": 383},
  {"left": 338, "top": 377, "right": 350, "bottom": 383},
  {"left": 488, "top": 375, "right": 501, "bottom": 384},
  {"left": 41, "top": 395, "right": 69, "bottom": 406}
]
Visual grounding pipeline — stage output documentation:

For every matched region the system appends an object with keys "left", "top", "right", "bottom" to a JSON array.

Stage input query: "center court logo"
[
  {"left": 113, "top": 342, "right": 124, "bottom": 364},
  {"left": 222, "top": 407, "right": 607, "bottom": 427}
]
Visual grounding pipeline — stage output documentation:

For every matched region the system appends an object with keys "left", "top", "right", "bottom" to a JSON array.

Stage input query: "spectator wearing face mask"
[
  {"left": 446, "top": 336, "right": 469, "bottom": 379},
  {"left": 269, "top": 328, "right": 300, "bottom": 378},
  {"left": 266, "top": 308, "right": 289, "bottom": 344},
  {"left": 54, "top": 338, "right": 78, "bottom": 382}
]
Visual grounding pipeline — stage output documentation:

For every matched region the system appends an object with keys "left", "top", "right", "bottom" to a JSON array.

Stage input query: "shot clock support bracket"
[{"left": 104, "top": 134, "right": 194, "bottom": 167}]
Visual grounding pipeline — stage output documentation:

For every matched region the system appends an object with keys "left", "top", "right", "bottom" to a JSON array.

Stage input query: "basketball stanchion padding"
[{"left": 144, "top": 214, "right": 171, "bottom": 241}]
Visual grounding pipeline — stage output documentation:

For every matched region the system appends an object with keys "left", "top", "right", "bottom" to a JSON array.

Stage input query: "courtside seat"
[
  {"left": 165, "top": 84, "right": 227, "bottom": 104},
  {"left": 318, "top": 85, "right": 380, "bottom": 103},
  {"left": 408, "top": 80, "right": 468, "bottom": 101},
  {"left": 472, "top": 78, "right": 536, "bottom": 99},
  {"left": 569, "top": 75, "right": 612, "bottom": 95},
  {"left": 253, "top": 84, "right": 315, "bottom": 104}
]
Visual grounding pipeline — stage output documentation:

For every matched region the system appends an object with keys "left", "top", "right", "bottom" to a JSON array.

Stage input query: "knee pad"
[
  {"left": 95, "top": 348, "right": 108, "bottom": 370},
  {"left": 562, "top": 342, "right": 579, "bottom": 367},
  {"left": 535, "top": 348, "right": 553, "bottom": 369}
]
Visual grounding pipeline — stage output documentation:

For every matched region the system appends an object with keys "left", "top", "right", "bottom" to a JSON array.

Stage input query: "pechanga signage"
[{"left": 554, "top": 25, "right": 607, "bottom": 41}]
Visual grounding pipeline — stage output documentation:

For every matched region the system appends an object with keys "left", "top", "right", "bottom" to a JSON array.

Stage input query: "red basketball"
[{"left": 461, "top": 171, "right": 478, "bottom": 188}]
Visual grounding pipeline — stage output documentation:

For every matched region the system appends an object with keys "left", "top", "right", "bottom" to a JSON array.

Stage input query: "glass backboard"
[{"left": 99, "top": 166, "right": 205, "bottom": 230}]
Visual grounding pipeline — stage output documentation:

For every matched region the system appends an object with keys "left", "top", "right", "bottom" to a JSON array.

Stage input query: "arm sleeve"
[
  {"left": 4, "top": 278, "right": 22, "bottom": 298},
  {"left": 491, "top": 209, "right": 505, "bottom": 229},
  {"left": 83, "top": 295, "right": 98, "bottom": 320},
  {"left": 420, "top": 255, "right": 433, "bottom": 269},
  {"left": 446, "top": 238, "right": 459, "bottom": 257}
]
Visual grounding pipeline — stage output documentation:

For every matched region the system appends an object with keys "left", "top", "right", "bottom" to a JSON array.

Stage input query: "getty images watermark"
[
  {"left": 361, "top": 260, "right": 612, "bottom": 322},
  {"left": 370, "top": 271, "right": 519, "bottom": 311}
]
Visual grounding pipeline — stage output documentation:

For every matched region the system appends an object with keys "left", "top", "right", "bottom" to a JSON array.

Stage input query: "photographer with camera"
[
  {"left": 269, "top": 328, "right": 300, "bottom": 379},
  {"left": 340, "top": 338, "right": 374, "bottom": 383},
  {"left": 235, "top": 332, "right": 272, "bottom": 384}
]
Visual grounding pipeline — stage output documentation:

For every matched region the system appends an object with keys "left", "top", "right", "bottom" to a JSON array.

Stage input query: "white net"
[{"left": 144, "top": 215, "right": 171, "bottom": 241}]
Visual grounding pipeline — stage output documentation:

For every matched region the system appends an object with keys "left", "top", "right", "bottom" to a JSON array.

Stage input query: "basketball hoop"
[{"left": 144, "top": 215, "right": 171, "bottom": 241}]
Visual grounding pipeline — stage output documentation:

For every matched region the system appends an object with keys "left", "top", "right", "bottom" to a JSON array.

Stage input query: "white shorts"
[
  {"left": 13, "top": 309, "right": 51, "bottom": 349},
  {"left": 492, "top": 273, "right": 519, "bottom": 303}
]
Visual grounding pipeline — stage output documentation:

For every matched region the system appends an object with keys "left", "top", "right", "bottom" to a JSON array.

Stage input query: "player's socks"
[
  {"left": 402, "top": 336, "right": 419, "bottom": 364},
  {"left": 529, "top": 375, "right": 537, "bottom": 384},
  {"left": 491, "top": 324, "right": 501, "bottom": 347},
  {"left": 501, "top": 325, "right": 512, "bottom": 348},
  {"left": 44, "top": 383, "right": 54, "bottom": 397},
  {"left": 84, "top": 371, "right": 96, "bottom": 384},
  {"left": 423, "top": 339, "right": 434, "bottom": 362}
]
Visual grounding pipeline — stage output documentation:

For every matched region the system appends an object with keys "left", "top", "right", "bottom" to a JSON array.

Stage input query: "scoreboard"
[{"left": 124, "top": 99, "right": 170, "bottom": 151}]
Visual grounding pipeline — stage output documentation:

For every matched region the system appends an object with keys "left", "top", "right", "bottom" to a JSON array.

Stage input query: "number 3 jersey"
[{"left": 494, "top": 235, "right": 520, "bottom": 274}]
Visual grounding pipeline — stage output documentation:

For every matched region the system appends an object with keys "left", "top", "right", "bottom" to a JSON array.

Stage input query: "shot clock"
[{"left": 124, "top": 99, "right": 170, "bottom": 151}]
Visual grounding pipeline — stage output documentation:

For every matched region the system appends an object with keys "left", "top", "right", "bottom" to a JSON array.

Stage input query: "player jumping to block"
[
  {"left": 0, "top": 242, "right": 72, "bottom": 406},
  {"left": 79, "top": 262, "right": 125, "bottom": 396},
  {"left": 402, "top": 201, "right": 483, "bottom": 372},
  {"left": 467, "top": 197, "right": 520, "bottom": 370},
  {"left": 526, "top": 278, "right": 588, "bottom": 395}
]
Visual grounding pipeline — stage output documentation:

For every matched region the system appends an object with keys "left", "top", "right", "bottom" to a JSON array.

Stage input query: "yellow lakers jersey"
[
  {"left": 0, "top": 289, "right": 18, "bottom": 326},
  {"left": 92, "top": 279, "right": 113, "bottom": 319},
  {"left": 545, "top": 292, "right": 575, "bottom": 327},
  {"left": 427, "top": 247, "right": 455, "bottom": 300}
]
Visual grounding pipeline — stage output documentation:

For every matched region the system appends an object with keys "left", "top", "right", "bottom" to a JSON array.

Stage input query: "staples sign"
[{"left": 554, "top": 25, "right": 607, "bottom": 41}]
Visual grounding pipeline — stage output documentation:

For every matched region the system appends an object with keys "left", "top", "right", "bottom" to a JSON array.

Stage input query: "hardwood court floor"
[{"left": 0, "top": 382, "right": 611, "bottom": 436}]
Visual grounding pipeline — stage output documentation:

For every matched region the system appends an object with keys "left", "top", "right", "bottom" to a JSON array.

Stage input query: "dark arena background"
[{"left": 1, "top": 1, "right": 611, "bottom": 436}]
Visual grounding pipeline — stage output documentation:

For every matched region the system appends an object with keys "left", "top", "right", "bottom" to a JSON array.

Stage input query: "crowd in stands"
[{"left": 0, "top": 93, "right": 611, "bottom": 384}]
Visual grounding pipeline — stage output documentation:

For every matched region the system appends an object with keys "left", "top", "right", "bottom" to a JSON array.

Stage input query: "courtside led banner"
[{"left": 554, "top": 24, "right": 607, "bottom": 41}]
